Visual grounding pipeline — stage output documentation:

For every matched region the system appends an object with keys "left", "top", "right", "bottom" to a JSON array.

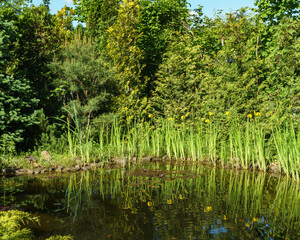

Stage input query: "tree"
[
  {"left": 154, "top": 10, "right": 267, "bottom": 121},
  {"left": 50, "top": 33, "right": 115, "bottom": 129},
  {"left": 9, "top": 4, "right": 61, "bottom": 115},
  {"left": 106, "top": 0, "right": 146, "bottom": 117},
  {"left": 73, "top": 0, "right": 119, "bottom": 40},
  {"left": 138, "top": 0, "right": 190, "bottom": 95},
  {"left": 54, "top": 5, "right": 75, "bottom": 41},
  {"left": 0, "top": 14, "right": 38, "bottom": 152},
  {"left": 255, "top": 0, "right": 300, "bottom": 24}
]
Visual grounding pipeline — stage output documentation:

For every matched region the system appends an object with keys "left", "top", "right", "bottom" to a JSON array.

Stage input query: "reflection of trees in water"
[
  {"left": 64, "top": 164, "right": 300, "bottom": 239},
  {"left": 1, "top": 165, "right": 298, "bottom": 239}
]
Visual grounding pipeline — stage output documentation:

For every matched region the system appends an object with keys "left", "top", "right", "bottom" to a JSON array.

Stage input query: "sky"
[{"left": 31, "top": 0, "right": 255, "bottom": 18}]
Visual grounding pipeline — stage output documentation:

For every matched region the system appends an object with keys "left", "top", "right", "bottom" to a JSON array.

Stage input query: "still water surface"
[{"left": 1, "top": 162, "right": 300, "bottom": 239}]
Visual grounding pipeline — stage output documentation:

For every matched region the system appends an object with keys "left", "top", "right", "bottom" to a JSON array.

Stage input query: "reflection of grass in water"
[{"left": 64, "top": 164, "right": 299, "bottom": 239}]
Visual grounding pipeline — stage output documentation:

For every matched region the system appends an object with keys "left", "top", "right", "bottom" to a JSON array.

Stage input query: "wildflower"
[
  {"left": 124, "top": 107, "right": 128, "bottom": 110},
  {"left": 209, "top": 112, "right": 214, "bottom": 116},
  {"left": 204, "top": 206, "right": 212, "bottom": 212},
  {"left": 148, "top": 114, "right": 153, "bottom": 118},
  {"left": 181, "top": 115, "right": 186, "bottom": 120},
  {"left": 226, "top": 111, "right": 230, "bottom": 115},
  {"left": 147, "top": 202, "right": 153, "bottom": 207},
  {"left": 167, "top": 199, "right": 172, "bottom": 204},
  {"left": 205, "top": 119, "right": 210, "bottom": 123},
  {"left": 245, "top": 223, "right": 250, "bottom": 228},
  {"left": 179, "top": 194, "right": 184, "bottom": 200},
  {"left": 254, "top": 111, "right": 261, "bottom": 117},
  {"left": 224, "top": 215, "right": 228, "bottom": 220},
  {"left": 253, "top": 217, "right": 258, "bottom": 222},
  {"left": 247, "top": 114, "right": 252, "bottom": 119},
  {"left": 168, "top": 117, "right": 173, "bottom": 122}
]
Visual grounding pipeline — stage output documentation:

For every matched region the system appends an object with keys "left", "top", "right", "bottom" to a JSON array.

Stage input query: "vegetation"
[
  {"left": 0, "top": 0, "right": 299, "bottom": 178},
  {"left": 0, "top": 210, "right": 73, "bottom": 240}
]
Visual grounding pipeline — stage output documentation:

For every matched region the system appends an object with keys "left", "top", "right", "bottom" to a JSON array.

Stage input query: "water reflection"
[{"left": 1, "top": 163, "right": 299, "bottom": 239}]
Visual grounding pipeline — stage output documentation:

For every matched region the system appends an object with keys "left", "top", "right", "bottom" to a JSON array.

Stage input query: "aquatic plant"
[{"left": 63, "top": 111, "right": 299, "bottom": 179}]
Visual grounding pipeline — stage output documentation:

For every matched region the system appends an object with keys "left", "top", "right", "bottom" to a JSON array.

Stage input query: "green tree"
[
  {"left": 0, "top": 14, "right": 38, "bottom": 152},
  {"left": 138, "top": 0, "right": 190, "bottom": 95},
  {"left": 255, "top": 0, "right": 300, "bottom": 24},
  {"left": 263, "top": 18, "right": 300, "bottom": 123},
  {"left": 106, "top": 0, "right": 190, "bottom": 118},
  {"left": 153, "top": 32, "right": 206, "bottom": 120},
  {"left": 50, "top": 33, "right": 115, "bottom": 129},
  {"left": 4, "top": 4, "right": 62, "bottom": 116},
  {"left": 73, "top": 0, "right": 119, "bottom": 41},
  {"left": 54, "top": 5, "right": 75, "bottom": 41},
  {"left": 154, "top": 10, "right": 266, "bottom": 121},
  {"left": 106, "top": 0, "right": 147, "bottom": 117}
]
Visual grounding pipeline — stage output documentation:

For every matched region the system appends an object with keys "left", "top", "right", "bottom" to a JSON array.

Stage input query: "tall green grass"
[{"left": 66, "top": 114, "right": 299, "bottom": 180}]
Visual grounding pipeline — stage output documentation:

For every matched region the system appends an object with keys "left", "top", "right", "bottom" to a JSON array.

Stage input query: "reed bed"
[{"left": 66, "top": 114, "right": 299, "bottom": 180}]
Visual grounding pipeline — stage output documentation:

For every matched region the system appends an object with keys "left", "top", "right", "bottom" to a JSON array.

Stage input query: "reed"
[
  {"left": 64, "top": 113, "right": 299, "bottom": 180},
  {"left": 273, "top": 122, "right": 299, "bottom": 180}
]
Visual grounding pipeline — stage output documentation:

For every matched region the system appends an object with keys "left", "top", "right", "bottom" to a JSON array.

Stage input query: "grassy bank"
[
  {"left": 1, "top": 111, "right": 299, "bottom": 180},
  {"left": 62, "top": 110, "right": 299, "bottom": 180}
]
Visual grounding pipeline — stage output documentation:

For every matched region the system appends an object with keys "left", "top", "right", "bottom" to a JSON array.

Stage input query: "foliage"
[
  {"left": 0, "top": 75, "right": 38, "bottom": 153},
  {"left": 255, "top": 0, "right": 300, "bottom": 24},
  {"left": 73, "top": 0, "right": 119, "bottom": 44},
  {"left": 0, "top": 210, "right": 39, "bottom": 240},
  {"left": 0, "top": 210, "right": 73, "bottom": 240},
  {"left": 54, "top": 5, "right": 75, "bottom": 41},
  {"left": 0, "top": 0, "right": 299, "bottom": 157},
  {"left": 10, "top": 4, "right": 61, "bottom": 108},
  {"left": 153, "top": 9, "right": 299, "bottom": 128},
  {"left": 50, "top": 32, "right": 115, "bottom": 129},
  {"left": 107, "top": 0, "right": 147, "bottom": 117},
  {"left": 153, "top": 32, "right": 205, "bottom": 120},
  {"left": 0, "top": 13, "right": 38, "bottom": 152},
  {"left": 46, "top": 235, "right": 74, "bottom": 240},
  {"left": 263, "top": 17, "right": 300, "bottom": 124},
  {"left": 138, "top": 0, "right": 190, "bottom": 94}
]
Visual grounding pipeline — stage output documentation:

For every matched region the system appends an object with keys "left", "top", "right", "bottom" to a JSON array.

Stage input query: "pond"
[{"left": 1, "top": 162, "right": 299, "bottom": 240}]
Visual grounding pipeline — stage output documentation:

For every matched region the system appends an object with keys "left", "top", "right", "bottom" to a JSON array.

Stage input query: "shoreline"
[{"left": 0, "top": 156, "right": 287, "bottom": 179}]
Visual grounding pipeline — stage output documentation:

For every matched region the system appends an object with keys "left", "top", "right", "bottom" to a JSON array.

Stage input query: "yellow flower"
[
  {"left": 204, "top": 206, "right": 212, "bottom": 212},
  {"left": 205, "top": 119, "right": 210, "bottom": 123},
  {"left": 209, "top": 112, "right": 214, "bottom": 116},
  {"left": 247, "top": 114, "right": 252, "bottom": 118},
  {"left": 148, "top": 114, "right": 153, "bottom": 118},
  {"left": 254, "top": 111, "right": 261, "bottom": 117},
  {"left": 181, "top": 115, "right": 186, "bottom": 120},
  {"left": 168, "top": 117, "right": 173, "bottom": 122},
  {"left": 167, "top": 199, "right": 172, "bottom": 204},
  {"left": 224, "top": 215, "right": 228, "bottom": 220},
  {"left": 253, "top": 217, "right": 258, "bottom": 222},
  {"left": 245, "top": 223, "right": 250, "bottom": 228},
  {"left": 147, "top": 202, "right": 153, "bottom": 207},
  {"left": 179, "top": 194, "right": 184, "bottom": 200},
  {"left": 124, "top": 107, "right": 128, "bottom": 110},
  {"left": 226, "top": 111, "right": 231, "bottom": 115}
]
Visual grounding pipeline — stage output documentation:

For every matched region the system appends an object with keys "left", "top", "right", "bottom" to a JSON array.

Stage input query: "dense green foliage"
[
  {"left": 0, "top": 0, "right": 299, "bottom": 177},
  {"left": 0, "top": 210, "right": 38, "bottom": 240},
  {"left": 0, "top": 210, "right": 73, "bottom": 240},
  {"left": 50, "top": 32, "right": 114, "bottom": 129},
  {"left": 0, "top": 9, "right": 38, "bottom": 152}
]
